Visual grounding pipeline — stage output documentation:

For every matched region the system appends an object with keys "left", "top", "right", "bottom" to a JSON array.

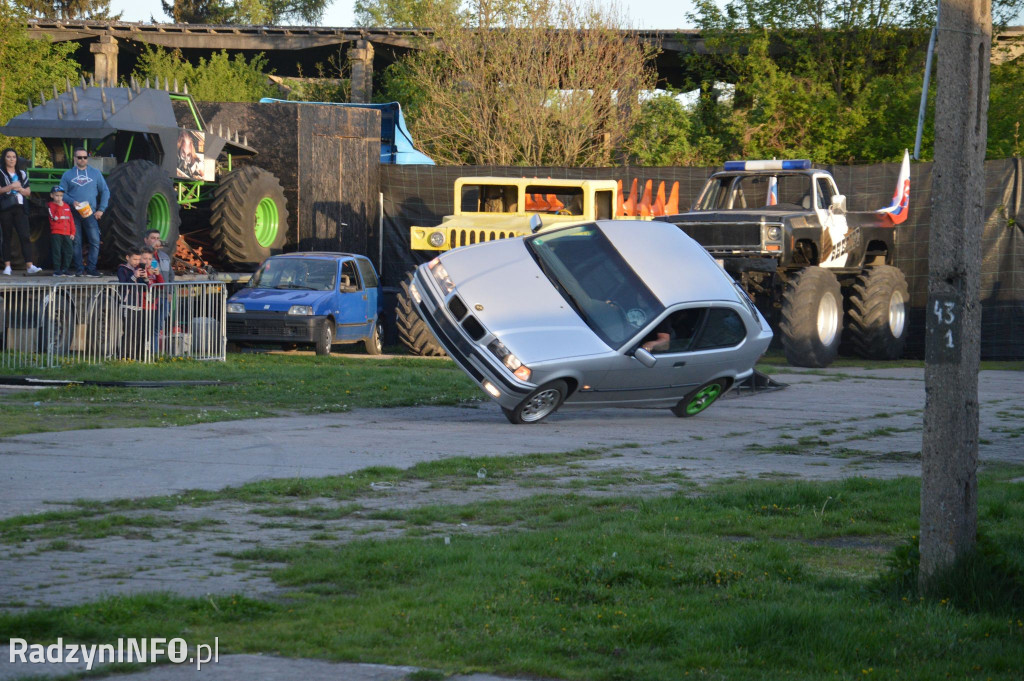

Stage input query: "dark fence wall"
[
  {"left": 201, "top": 102, "right": 381, "bottom": 263},
  {"left": 380, "top": 160, "right": 1024, "bottom": 360}
]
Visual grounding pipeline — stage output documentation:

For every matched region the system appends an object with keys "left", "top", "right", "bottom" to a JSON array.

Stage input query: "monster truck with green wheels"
[
  {"left": 655, "top": 155, "right": 912, "bottom": 368},
  {"left": 0, "top": 76, "right": 288, "bottom": 269},
  {"left": 397, "top": 176, "right": 622, "bottom": 356}
]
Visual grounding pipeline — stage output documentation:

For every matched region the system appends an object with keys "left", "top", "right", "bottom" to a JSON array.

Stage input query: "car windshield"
[
  {"left": 695, "top": 173, "right": 813, "bottom": 211},
  {"left": 526, "top": 224, "right": 663, "bottom": 349},
  {"left": 249, "top": 258, "right": 337, "bottom": 292}
]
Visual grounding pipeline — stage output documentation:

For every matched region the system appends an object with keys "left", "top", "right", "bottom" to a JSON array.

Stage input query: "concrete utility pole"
[{"left": 920, "top": 0, "right": 991, "bottom": 591}]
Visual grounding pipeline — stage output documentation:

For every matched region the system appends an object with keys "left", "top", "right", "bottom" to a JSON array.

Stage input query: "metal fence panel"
[{"left": 0, "top": 281, "right": 226, "bottom": 369}]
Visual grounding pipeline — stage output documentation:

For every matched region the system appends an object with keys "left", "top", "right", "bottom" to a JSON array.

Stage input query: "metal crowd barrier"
[{"left": 0, "top": 281, "right": 226, "bottom": 369}]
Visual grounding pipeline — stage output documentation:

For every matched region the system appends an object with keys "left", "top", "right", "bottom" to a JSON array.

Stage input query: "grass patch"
[
  {"left": 0, "top": 354, "right": 479, "bottom": 437},
  {"left": 4, "top": 472, "right": 1022, "bottom": 680}
]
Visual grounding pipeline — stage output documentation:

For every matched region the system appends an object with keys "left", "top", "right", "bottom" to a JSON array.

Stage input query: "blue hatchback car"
[{"left": 226, "top": 253, "right": 383, "bottom": 355}]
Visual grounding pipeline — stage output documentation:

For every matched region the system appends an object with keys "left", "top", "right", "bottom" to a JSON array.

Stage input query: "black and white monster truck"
[{"left": 657, "top": 155, "right": 911, "bottom": 368}]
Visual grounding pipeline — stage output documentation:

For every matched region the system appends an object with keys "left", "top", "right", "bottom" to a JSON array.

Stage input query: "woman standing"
[{"left": 0, "top": 148, "right": 41, "bottom": 275}]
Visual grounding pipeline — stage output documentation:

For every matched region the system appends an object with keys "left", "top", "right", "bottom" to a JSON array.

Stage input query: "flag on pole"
[
  {"left": 767, "top": 175, "right": 778, "bottom": 206},
  {"left": 877, "top": 149, "right": 910, "bottom": 224}
]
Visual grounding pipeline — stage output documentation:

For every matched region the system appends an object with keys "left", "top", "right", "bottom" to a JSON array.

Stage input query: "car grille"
[
  {"left": 676, "top": 223, "right": 761, "bottom": 248},
  {"left": 227, "top": 319, "right": 303, "bottom": 337},
  {"left": 462, "top": 316, "right": 486, "bottom": 340},
  {"left": 448, "top": 295, "right": 468, "bottom": 320},
  {"left": 450, "top": 229, "right": 519, "bottom": 248}
]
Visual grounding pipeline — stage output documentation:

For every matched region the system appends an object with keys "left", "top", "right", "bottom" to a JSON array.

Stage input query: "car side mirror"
[
  {"left": 633, "top": 347, "right": 657, "bottom": 368},
  {"left": 830, "top": 194, "right": 847, "bottom": 213},
  {"left": 529, "top": 214, "right": 543, "bottom": 233}
]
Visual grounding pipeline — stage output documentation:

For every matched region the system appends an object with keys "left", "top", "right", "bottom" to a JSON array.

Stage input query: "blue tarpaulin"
[{"left": 258, "top": 99, "right": 434, "bottom": 165}]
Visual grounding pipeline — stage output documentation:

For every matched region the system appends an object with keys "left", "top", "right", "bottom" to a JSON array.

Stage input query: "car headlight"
[
  {"left": 488, "top": 339, "right": 532, "bottom": 381},
  {"left": 227, "top": 302, "right": 246, "bottom": 314},
  {"left": 428, "top": 258, "right": 455, "bottom": 294},
  {"left": 766, "top": 226, "right": 781, "bottom": 241},
  {"left": 288, "top": 305, "right": 313, "bottom": 315},
  {"left": 428, "top": 230, "right": 446, "bottom": 248},
  {"left": 409, "top": 281, "right": 422, "bottom": 304}
]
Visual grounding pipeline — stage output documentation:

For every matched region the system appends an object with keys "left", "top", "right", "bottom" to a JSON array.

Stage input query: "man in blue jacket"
[{"left": 60, "top": 148, "right": 109, "bottom": 277}]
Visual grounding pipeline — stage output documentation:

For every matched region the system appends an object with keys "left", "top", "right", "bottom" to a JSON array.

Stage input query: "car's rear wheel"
[
  {"left": 365, "top": 320, "right": 383, "bottom": 355},
  {"left": 671, "top": 379, "right": 727, "bottom": 417},
  {"left": 315, "top": 320, "right": 333, "bottom": 356},
  {"left": 502, "top": 380, "right": 568, "bottom": 424}
]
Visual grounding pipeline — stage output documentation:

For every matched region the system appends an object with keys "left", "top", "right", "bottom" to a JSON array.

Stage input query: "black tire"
[
  {"left": 210, "top": 166, "right": 288, "bottom": 268},
  {"left": 87, "top": 289, "right": 123, "bottom": 358},
  {"left": 502, "top": 380, "right": 568, "bottom": 424},
  {"left": 101, "top": 160, "right": 180, "bottom": 268},
  {"left": 315, "top": 319, "right": 333, "bottom": 356},
  {"left": 395, "top": 272, "right": 446, "bottom": 357},
  {"left": 365, "top": 319, "right": 383, "bottom": 355},
  {"left": 37, "top": 292, "right": 76, "bottom": 356},
  {"left": 671, "top": 379, "right": 727, "bottom": 418},
  {"left": 779, "top": 266, "right": 842, "bottom": 368},
  {"left": 843, "top": 265, "right": 910, "bottom": 360}
]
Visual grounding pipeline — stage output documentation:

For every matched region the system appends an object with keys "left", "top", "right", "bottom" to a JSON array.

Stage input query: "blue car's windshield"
[
  {"left": 250, "top": 259, "right": 337, "bottom": 292},
  {"left": 526, "top": 224, "right": 664, "bottom": 349}
]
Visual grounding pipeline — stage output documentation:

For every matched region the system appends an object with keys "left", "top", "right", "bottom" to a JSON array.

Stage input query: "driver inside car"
[{"left": 641, "top": 317, "right": 673, "bottom": 353}]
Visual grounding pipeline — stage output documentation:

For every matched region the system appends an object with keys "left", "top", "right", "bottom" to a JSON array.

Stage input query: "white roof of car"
[{"left": 597, "top": 220, "right": 740, "bottom": 305}]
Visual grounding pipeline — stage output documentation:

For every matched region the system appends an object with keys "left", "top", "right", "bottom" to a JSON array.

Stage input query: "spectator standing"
[
  {"left": 139, "top": 245, "right": 166, "bottom": 354},
  {"left": 116, "top": 248, "right": 150, "bottom": 359},
  {"left": 144, "top": 230, "right": 174, "bottom": 282},
  {"left": 60, "top": 148, "right": 108, "bottom": 277},
  {"left": 142, "top": 232, "right": 173, "bottom": 353},
  {"left": 47, "top": 186, "right": 75, "bottom": 277},
  {"left": 0, "top": 148, "right": 42, "bottom": 275}
]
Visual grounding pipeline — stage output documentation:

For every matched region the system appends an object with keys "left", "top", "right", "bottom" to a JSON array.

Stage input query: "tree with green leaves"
[
  {"left": 24, "top": 0, "right": 121, "bottom": 20},
  {"left": 159, "top": 0, "right": 330, "bottom": 24},
  {"left": 0, "top": 3, "right": 81, "bottom": 160},
  {"left": 132, "top": 46, "right": 278, "bottom": 102},
  {"left": 354, "top": 0, "right": 465, "bottom": 27},
  {"left": 160, "top": 0, "right": 233, "bottom": 24},
  {"left": 379, "top": 0, "right": 656, "bottom": 166}
]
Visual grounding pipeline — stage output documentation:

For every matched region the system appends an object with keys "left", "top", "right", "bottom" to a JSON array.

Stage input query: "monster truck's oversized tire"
[
  {"left": 210, "top": 166, "right": 288, "bottom": 268},
  {"left": 101, "top": 160, "right": 180, "bottom": 268},
  {"left": 843, "top": 265, "right": 909, "bottom": 360},
  {"left": 779, "top": 266, "right": 842, "bottom": 368},
  {"left": 395, "top": 272, "right": 446, "bottom": 357}
]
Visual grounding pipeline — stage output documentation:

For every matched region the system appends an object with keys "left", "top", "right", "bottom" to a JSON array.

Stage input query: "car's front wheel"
[
  {"left": 502, "top": 380, "right": 568, "bottom": 424},
  {"left": 671, "top": 379, "right": 727, "bottom": 417},
  {"left": 315, "top": 320, "right": 333, "bottom": 356}
]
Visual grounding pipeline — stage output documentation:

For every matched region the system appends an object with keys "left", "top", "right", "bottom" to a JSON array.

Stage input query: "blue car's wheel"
[{"left": 315, "top": 320, "right": 333, "bottom": 356}]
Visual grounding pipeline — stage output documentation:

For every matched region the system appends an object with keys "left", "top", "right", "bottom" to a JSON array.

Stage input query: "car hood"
[
  {"left": 439, "top": 240, "right": 612, "bottom": 363},
  {"left": 229, "top": 287, "right": 331, "bottom": 312}
]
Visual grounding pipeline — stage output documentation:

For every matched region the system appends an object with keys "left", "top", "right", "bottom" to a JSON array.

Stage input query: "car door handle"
[{"left": 673, "top": 361, "right": 687, "bottom": 367}]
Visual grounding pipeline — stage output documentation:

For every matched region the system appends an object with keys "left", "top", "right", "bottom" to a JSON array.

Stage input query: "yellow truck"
[
  {"left": 398, "top": 177, "right": 620, "bottom": 355},
  {"left": 408, "top": 177, "right": 620, "bottom": 251}
]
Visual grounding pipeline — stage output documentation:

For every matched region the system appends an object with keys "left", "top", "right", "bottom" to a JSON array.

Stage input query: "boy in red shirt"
[{"left": 48, "top": 186, "right": 75, "bottom": 277}]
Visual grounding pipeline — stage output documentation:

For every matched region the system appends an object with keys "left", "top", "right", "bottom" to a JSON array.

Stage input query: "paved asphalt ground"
[{"left": 1, "top": 366, "right": 1021, "bottom": 680}]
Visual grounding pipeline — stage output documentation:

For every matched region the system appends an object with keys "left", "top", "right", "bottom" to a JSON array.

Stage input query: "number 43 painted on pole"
[{"left": 933, "top": 300, "right": 956, "bottom": 348}]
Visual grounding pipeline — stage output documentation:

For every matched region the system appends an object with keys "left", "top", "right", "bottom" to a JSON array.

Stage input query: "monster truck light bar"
[{"left": 723, "top": 160, "right": 812, "bottom": 171}]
